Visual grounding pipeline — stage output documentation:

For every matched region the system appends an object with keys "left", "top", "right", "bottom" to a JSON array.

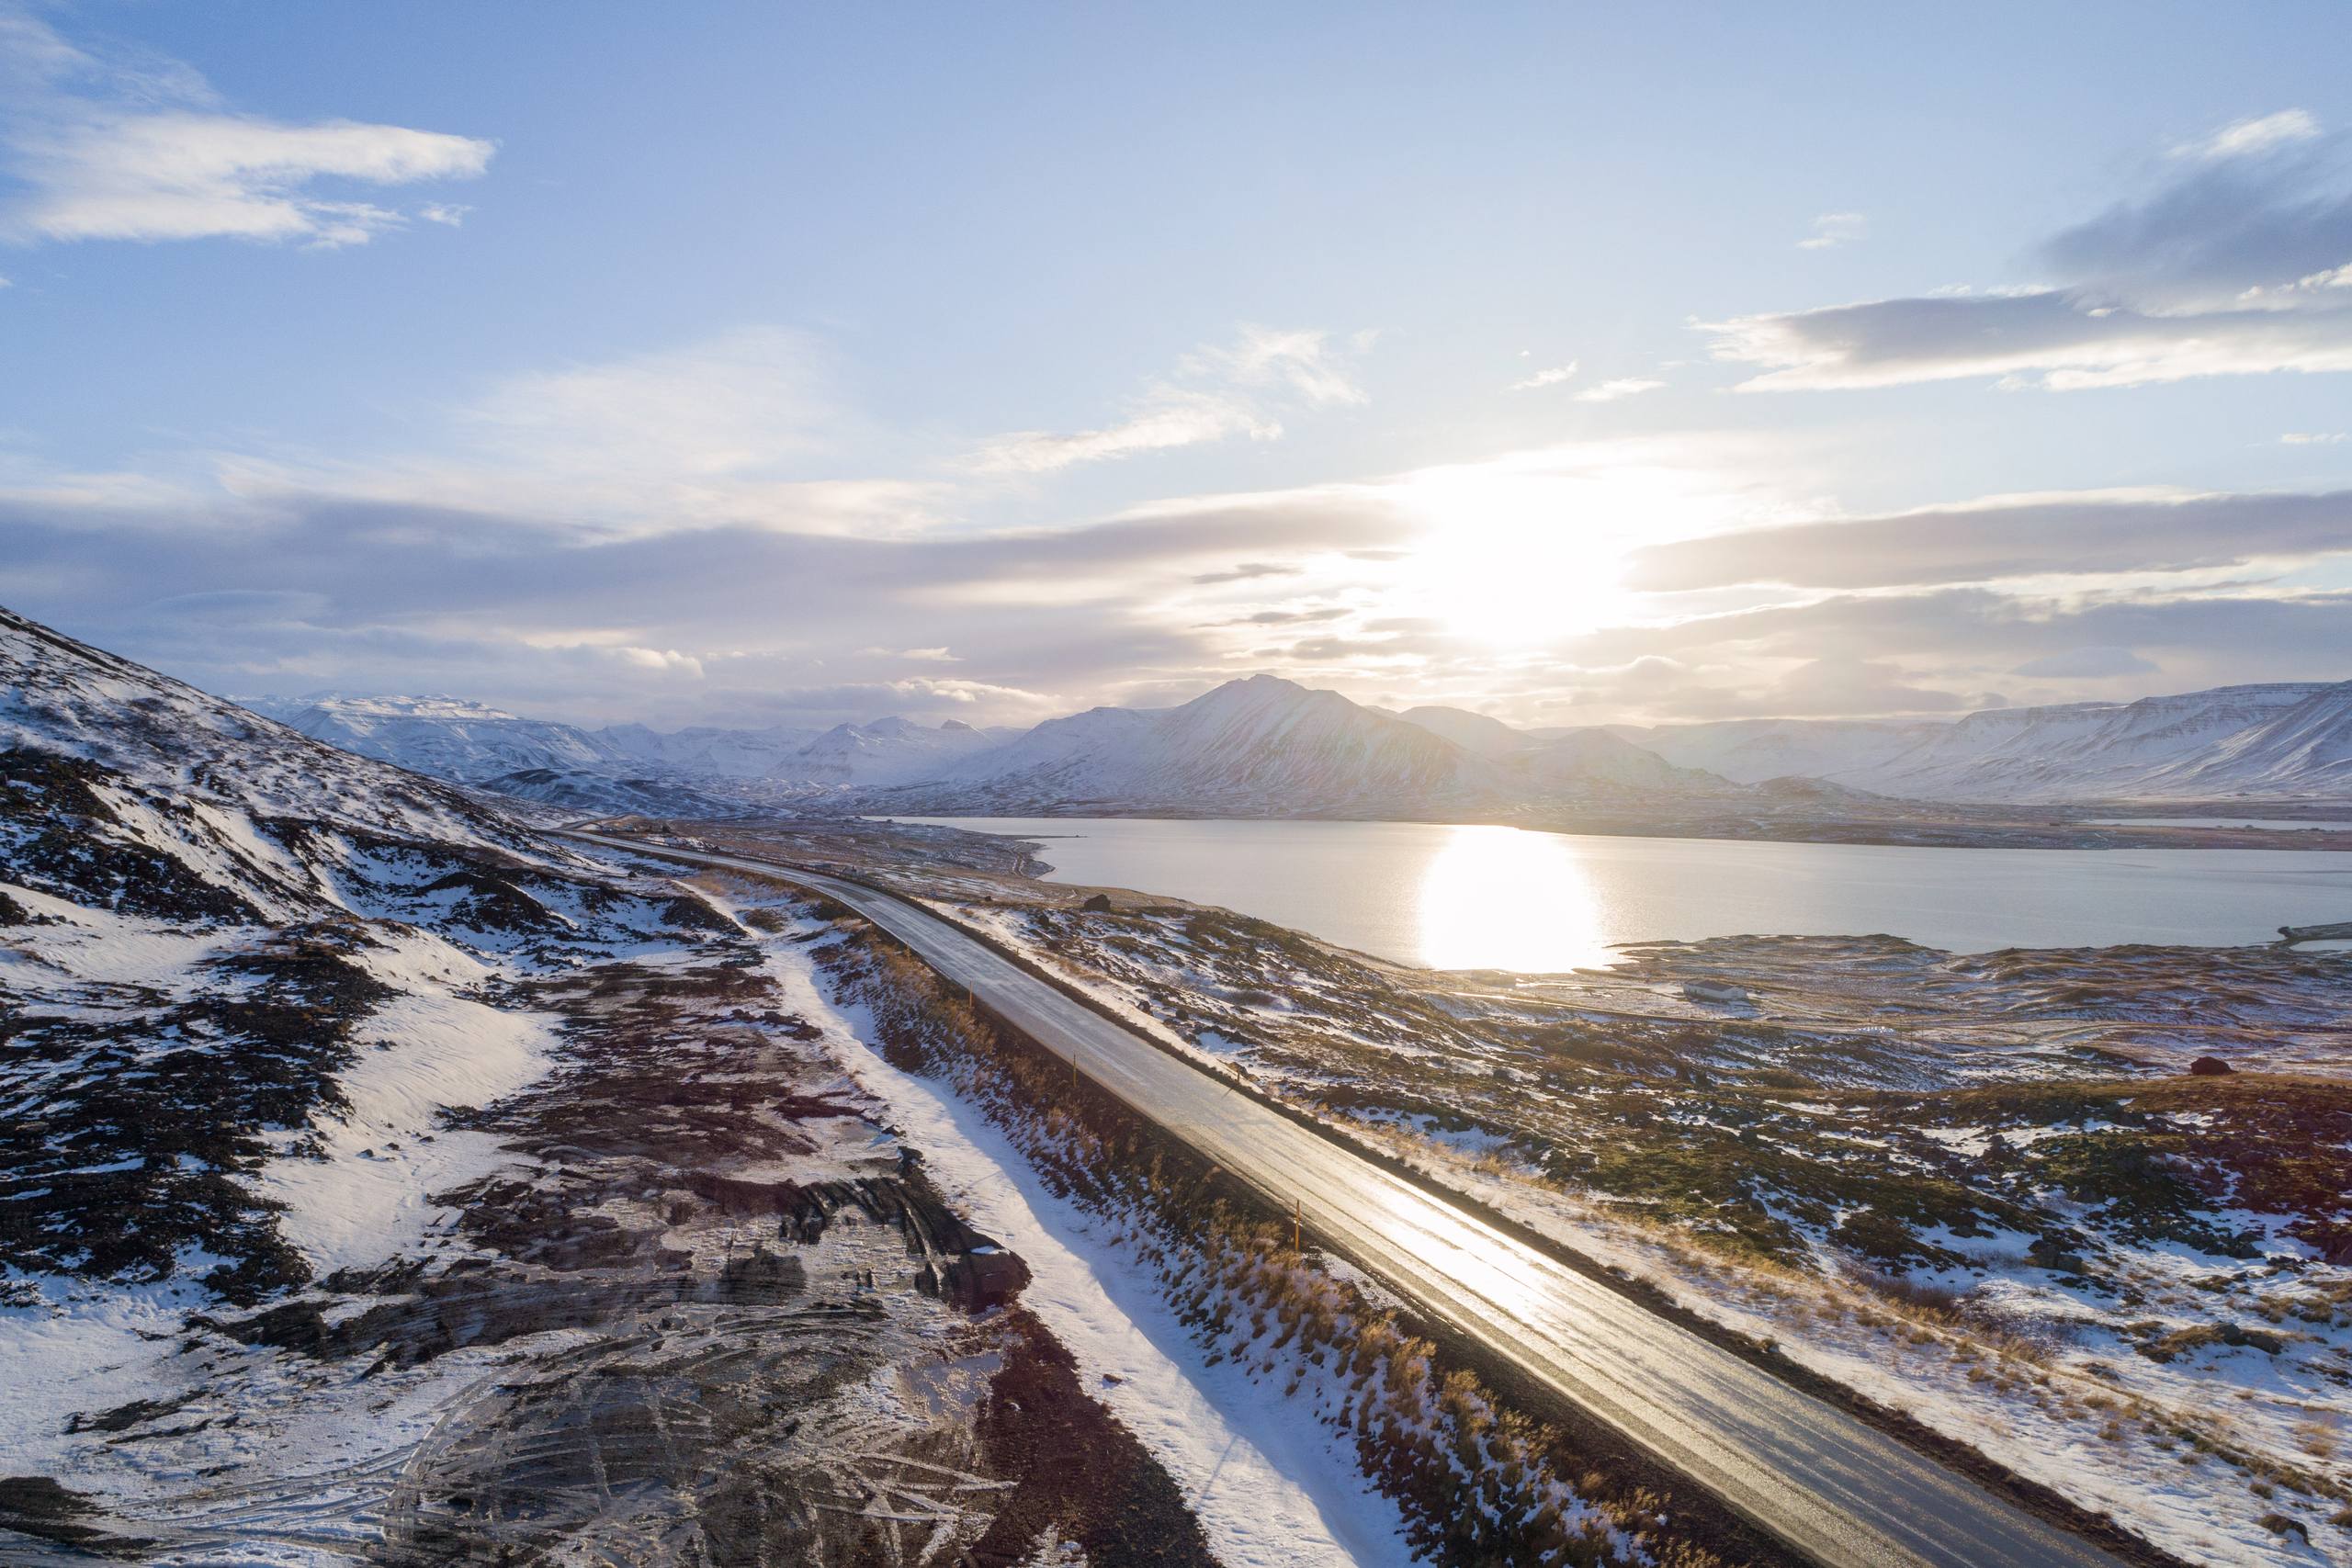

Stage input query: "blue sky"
[{"left": 4, "top": 1, "right": 2349, "bottom": 728}]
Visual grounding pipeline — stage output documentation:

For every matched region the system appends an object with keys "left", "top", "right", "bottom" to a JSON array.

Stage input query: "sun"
[{"left": 1404, "top": 467, "right": 1644, "bottom": 646}]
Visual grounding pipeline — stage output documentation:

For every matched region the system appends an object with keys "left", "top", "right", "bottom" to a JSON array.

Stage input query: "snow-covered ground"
[
  {"left": 762, "top": 923, "right": 1418, "bottom": 1568},
  {"left": 947, "top": 894, "right": 2352, "bottom": 1564}
]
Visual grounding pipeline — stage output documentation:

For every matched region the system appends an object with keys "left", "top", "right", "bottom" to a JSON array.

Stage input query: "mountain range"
[
  {"left": 238, "top": 654, "right": 2352, "bottom": 813},
  {"left": 243, "top": 693, "right": 1014, "bottom": 792},
  {"left": 1614, "top": 682, "right": 2352, "bottom": 802}
]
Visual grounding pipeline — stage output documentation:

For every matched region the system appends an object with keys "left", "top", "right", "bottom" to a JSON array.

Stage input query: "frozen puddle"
[{"left": 764, "top": 940, "right": 1415, "bottom": 1568}]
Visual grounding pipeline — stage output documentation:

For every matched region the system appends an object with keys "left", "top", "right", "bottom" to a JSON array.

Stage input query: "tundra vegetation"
[
  {"left": 808, "top": 897, "right": 1761, "bottom": 1568},
  {"left": 900, "top": 881, "right": 2352, "bottom": 1566},
  {"left": 0, "top": 634, "right": 1217, "bottom": 1563}
]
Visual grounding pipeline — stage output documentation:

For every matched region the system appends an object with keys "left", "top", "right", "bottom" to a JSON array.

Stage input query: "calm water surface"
[{"left": 897, "top": 817, "right": 2352, "bottom": 972}]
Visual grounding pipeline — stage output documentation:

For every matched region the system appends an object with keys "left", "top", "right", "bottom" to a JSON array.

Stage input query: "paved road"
[{"left": 572, "top": 831, "right": 2132, "bottom": 1568}]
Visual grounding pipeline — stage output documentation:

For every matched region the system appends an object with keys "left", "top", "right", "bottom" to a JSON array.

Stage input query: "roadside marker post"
[{"left": 1294, "top": 1197, "right": 1302, "bottom": 1254}]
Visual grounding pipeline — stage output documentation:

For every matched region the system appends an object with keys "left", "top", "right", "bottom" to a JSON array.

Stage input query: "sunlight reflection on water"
[
  {"left": 1416, "top": 824, "right": 1611, "bottom": 973},
  {"left": 888, "top": 816, "right": 2352, "bottom": 972}
]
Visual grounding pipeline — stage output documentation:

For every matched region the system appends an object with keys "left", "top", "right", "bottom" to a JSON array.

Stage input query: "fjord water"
[{"left": 904, "top": 818, "right": 2352, "bottom": 972}]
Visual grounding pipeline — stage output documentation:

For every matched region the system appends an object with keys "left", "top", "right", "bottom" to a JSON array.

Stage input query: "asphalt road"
[{"left": 571, "top": 830, "right": 2134, "bottom": 1568}]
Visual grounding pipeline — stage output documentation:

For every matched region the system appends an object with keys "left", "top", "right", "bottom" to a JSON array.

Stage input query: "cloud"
[
  {"left": 971, "top": 387, "right": 1277, "bottom": 474},
  {"left": 1575, "top": 584, "right": 2352, "bottom": 687},
  {"left": 1709, "top": 110, "right": 2352, "bottom": 391},
  {"left": 1, "top": 11, "right": 491, "bottom": 247},
  {"left": 2281, "top": 431, "right": 2346, "bottom": 445},
  {"left": 971, "top": 323, "right": 1368, "bottom": 473},
  {"left": 462, "top": 326, "right": 836, "bottom": 479},
  {"left": 2011, "top": 646, "right": 2156, "bottom": 678},
  {"left": 615, "top": 646, "right": 703, "bottom": 676},
  {"left": 1181, "top": 323, "right": 1370, "bottom": 408},
  {"left": 1762, "top": 656, "right": 1964, "bottom": 716},
  {"left": 195, "top": 325, "right": 923, "bottom": 539},
  {"left": 0, "top": 458, "right": 1422, "bottom": 725},
  {"left": 2179, "top": 108, "right": 2320, "bottom": 162},
  {"left": 1626, "top": 487, "right": 2352, "bottom": 590},
  {"left": 1510, "top": 361, "right": 1578, "bottom": 390},
  {"left": 1706, "top": 290, "right": 2352, "bottom": 391},
  {"left": 1191, "top": 560, "right": 1304, "bottom": 585},
  {"left": 1797, "top": 211, "right": 1866, "bottom": 251},
  {"left": 1574, "top": 377, "right": 1665, "bottom": 403}
]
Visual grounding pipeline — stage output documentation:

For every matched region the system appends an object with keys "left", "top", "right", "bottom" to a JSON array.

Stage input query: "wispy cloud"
[
  {"left": 2177, "top": 108, "right": 2319, "bottom": 162},
  {"left": 969, "top": 388, "right": 1277, "bottom": 475},
  {"left": 1181, "top": 323, "right": 1371, "bottom": 408},
  {"left": 1510, "top": 360, "right": 1577, "bottom": 390},
  {"left": 2281, "top": 431, "right": 2346, "bottom": 445},
  {"left": 193, "top": 324, "right": 939, "bottom": 539},
  {"left": 0, "top": 8, "right": 491, "bottom": 248},
  {"left": 970, "top": 323, "right": 1370, "bottom": 474},
  {"left": 1796, "top": 211, "right": 1866, "bottom": 250},
  {"left": 1575, "top": 376, "right": 1665, "bottom": 402}
]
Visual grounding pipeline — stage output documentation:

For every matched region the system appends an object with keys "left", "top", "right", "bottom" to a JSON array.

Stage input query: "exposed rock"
[{"left": 2188, "top": 1055, "right": 2234, "bottom": 1077}]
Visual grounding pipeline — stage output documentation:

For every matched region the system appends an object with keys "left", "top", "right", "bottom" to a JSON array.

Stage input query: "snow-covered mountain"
[
  {"left": 1613, "top": 716, "right": 1945, "bottom": 787},
  {"left": 594, "top": 719, "right": 820, "bottom": 777},
  {"left": 274, "top": 694, "right": 638, "bottom": 782},
  {"left": 1395, "top": 705, "right": 1735, "bottom": 795},
  {"left": 768, "top": 716, "right": 1010, "bottom": 786},
  {"left": 878, "top": 675, "right": 1501, "bottom": 815},
  {"left": 2152, "top": 682, "right": 2352, "bottom": 796},
  {"left": 1393, "top": 704, "right": 1529, "bottom": 759},
  {"left": 1624, "top": 682, "right": 2352, "bottom": 801},
  {"left": 245, "top": 692, "right": 1012, "bottom": 797},
  {"left": 481, "top": 766, "right": 749, "bottom": 818},
  {"left": 243, "top": 670, "right": 2352, "bottom": 815},
  {"left": 871, "top": 674, "right": 1742, "bottom": 816},
  {"left": 1507, "top": 728, "right": 1729, "bottom": 795}
]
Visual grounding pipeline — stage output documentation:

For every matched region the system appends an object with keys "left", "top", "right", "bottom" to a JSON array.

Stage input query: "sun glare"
[
  {"left": 1418, "top": 824, "right": 1611, "bottom": 973},
  {"left": 1403, "top": 458, "right": 1736, "bottom": 647}
]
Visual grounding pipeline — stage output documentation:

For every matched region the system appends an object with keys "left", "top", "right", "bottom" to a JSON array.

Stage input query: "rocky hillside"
[
  {"left": 2, "top": 606, "right": 1208, "bottom": 1563},
  {"left": 0, "top": 604, "right": 733, "bottom": 1306}
]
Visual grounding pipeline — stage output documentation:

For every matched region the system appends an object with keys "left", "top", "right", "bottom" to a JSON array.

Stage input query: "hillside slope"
[
  {"left": 878, "top": 674, "right": 1514, "bottom": 815},
  {"left": 4, "top": 605, "right": 1226, "bottom": 1563},
  {"left": 1627, "top": 682, "right": 2352, "bottom": 802}
]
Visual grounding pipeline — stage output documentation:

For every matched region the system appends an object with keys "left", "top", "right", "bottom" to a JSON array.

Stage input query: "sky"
[{"left": 3, "top": 0, "right": 2350, "bottom": 733}]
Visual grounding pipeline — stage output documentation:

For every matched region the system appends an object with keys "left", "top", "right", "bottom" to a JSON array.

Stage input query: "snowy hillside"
[
  {"left": 766, "top": 716, "right": 1010, "bottom": 786},
  {"left": 272, "top": 694, "right": 638, "bottom": 782},
  {"left": 0, "top": 604, "right": 733, "bottom": 1310},
  {"left": 243, "top": 670, "right": 2352, "bottom": 817},
  {"left": 878, "top": 674, "right": 1499, "bottom": 815},
  {"left": 1392, "top": 705, "right": 1732, "bottom": 795},
  {"left": 247, "top": 692, "right": 1013, "bottom": 799},
  {"left": 593, "top": 719, "right": 819, "bottom": 776},
  {"left": 6, "top": 604, "right": 1310, "bottom": 1562},
  {"left": 1392, "top": 704, "right": 1529, "bottom": 759},
  {"left": 478, "top": 766, "right": 750, "bottom": 818},
  {"left": 1613, "top": 716, "right": 1944, "bottom": 787},
  {"left": 1628, "top": 682, "right": 2352, "bottom": 802},
  {"left": 867, "top": 673, "right": 1731, "bottom": 816},
  {"left": 1507, "top": 728, "right": 1730, "bottom": 795}
]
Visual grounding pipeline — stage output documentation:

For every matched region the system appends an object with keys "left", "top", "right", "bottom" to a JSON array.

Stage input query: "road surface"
[{"left": 571, "top": 830, "right": 2134, "bottom": 1568}]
